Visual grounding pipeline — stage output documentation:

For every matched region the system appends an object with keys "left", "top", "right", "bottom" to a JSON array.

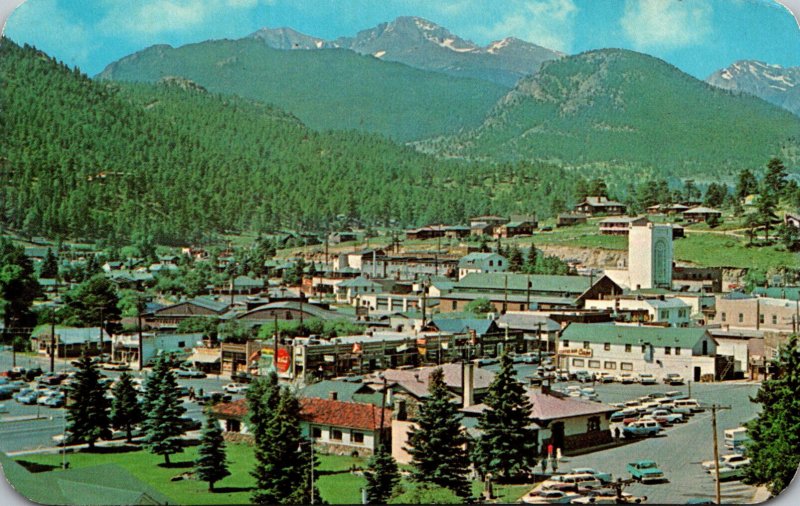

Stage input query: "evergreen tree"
[
  {"left": 472, "top": 352, "right": 537, "bottom": 480},
  {"left": 195, "top": 411, "right": 230, "bottom": 492},
  {"left": 63, "top": 274, "right": 120, "bottom": 330},
  {"left": 508, "top": 245, "right": 523, "bottom": 272},
  {"left": 762, "top": 157, "right": 788, "bottom": 199},
  {"left": 110, "top": 371, "right": 143, "bottom": 443},
  {"left": 523, "top": 245, "right": 538, "bottom": 274},
  {"left": 143, "top": 354, "right": 187, "bottom": 465},
  {"left": 364, "top": 447, "right": 401, "bottom": 504},
  {"left": 406, "top": 368, "right": 471, "bottom": 498},
  {"left": 587, "top": 178, "right": 608, "bottom": 197},
  {"left": 756, "top": 193, "right": 778, "bottom": 242},
  {"left": 250, "top": 373, "right": 320, "bottom": 504},
  {"left": 40, "top": 248, "right": 59, "bottom": 279},
  {"left": 736, "top": 169, "right": 759, "bottom": 200},
  {"left": 743, "top": 335, "right": 800, "bottom": 495},
  {"left": 0, "top": 239, "right": 41, "bottom": 335},
  {"left": 66, "top": 350, "right": 111, "bottom": 449}
]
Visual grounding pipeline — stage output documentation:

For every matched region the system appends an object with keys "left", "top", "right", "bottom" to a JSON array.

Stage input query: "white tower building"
[{"left": 628, "top": 223, "right": 673, "bottom": 290}]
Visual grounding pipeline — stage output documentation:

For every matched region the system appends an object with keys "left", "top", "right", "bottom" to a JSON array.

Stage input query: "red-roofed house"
[{"left": 212, "top": 395, "right": 392, "bottom": 456}]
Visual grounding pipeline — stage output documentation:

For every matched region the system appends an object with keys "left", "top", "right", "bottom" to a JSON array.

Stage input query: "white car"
[
  {"left": 521, "top": 489, "right": 579, "bottom": 504},
  {"left": 616, "top": 373, "right": 636, "bottom": 384},
  {"left": 663, "top": 373, "right": 685, "bottom": 385},
  {"left": 223, "top": 383, "right": 247, "bottom": 394},
  {"left": 638, "top": 373, "right": 657, "bottom": 385},
  {"left": 595, "top": 372, "right": 615, "bottom": 383},
  {"left": 702, "top": 454, "right": 750, "bottom": 471}
]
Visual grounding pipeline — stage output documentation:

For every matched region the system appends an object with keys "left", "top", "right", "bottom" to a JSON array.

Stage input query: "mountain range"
[
  {"left": 706, "top": 60, "right": 800, "bottom": 117},
  {"left": 248, "top": 16, "right": 563, "bottom": 87}
]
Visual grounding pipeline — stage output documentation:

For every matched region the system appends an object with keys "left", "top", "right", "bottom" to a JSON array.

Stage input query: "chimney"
[
  {"left": 328, "top": 391, "right": 338, "bottom": 401},
  {"left": 393, "top": 398, "right": 407, "bottom": 421},
  {"left": 463, "top": 361, "right": 475, "bottom": 408}
]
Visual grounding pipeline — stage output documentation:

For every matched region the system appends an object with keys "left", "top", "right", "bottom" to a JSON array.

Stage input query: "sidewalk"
[{"left": 0, "top": 414, "right": 50, "bottom": 424}]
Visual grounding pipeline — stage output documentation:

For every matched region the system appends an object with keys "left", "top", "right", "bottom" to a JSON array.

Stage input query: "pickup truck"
[
  {"left": 627, "top": 460, "right": 666, "bottom": 483},
  {"left": 622, "top": 419, "right": 662, "bottom": 438}
]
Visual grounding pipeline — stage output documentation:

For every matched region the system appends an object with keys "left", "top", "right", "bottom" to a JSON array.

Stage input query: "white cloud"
[
  {"left": 621, "top": 0, "right": 713, "bottom": 50},
  {"left": 476, "top": 0, "right": 578, "bottom": 52},
  {"left": 5, "top": 0, "right": 91, "bottom": 65},
  {"left": 97, "top": 0, "right": 274, "bottom": 36}
]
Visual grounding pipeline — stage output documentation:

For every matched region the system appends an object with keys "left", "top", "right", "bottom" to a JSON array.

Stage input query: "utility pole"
[
  {"left": 50, "top": 307, "right": 56, "bottom": 373},
  {"left": 526, "top": 274, "right": 531, "bottom": 309},
  {"left": 710, "top": 404, "right": 732, "bottom": 505},
  {"left": 502, "top": 274, "right": 508, "bottom": 315},
  {"left": 537, "top": 322, "right": 543, "bottom": 361},
  {"left": 98, "top": 306, "right": 104, "bottom": 359},
  {"left": 137, "top": 310, "right": 144, "bottom": 371},
  {"left": 378, "top": 374, "right": 388, "bottom": 448}
]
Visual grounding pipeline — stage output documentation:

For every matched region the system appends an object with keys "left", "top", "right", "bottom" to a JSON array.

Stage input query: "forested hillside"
[
  {"left": 95, "top": 38, "right": 507, "bottom": 142},
  {"left": 0, "top": 39, "right": 574, "bottom": 246},
  {"left": 426, "top": 49, "right": 800, "bottom": 176}
]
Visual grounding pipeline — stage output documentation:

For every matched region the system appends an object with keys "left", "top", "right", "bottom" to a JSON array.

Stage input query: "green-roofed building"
[
  {"left": 298, "top": 379, "right": 386, "bottom": 407},
  {"left": 752, "top": 287, "right": 800, "bottom": 301},
  {"left": 453, "top": 273, "right": 622, "bottom": 306},
  {"left": 558, "top": 323, "right": 719, "bottom": 382},
  {"left": 1, "top": 454, "right": 173, "bottom": 505}
]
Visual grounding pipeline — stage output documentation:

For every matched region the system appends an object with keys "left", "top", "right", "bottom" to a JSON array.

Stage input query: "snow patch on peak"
[
  {"left": 413, "top": 18, "right": 438, "bottom": 32},
  {"left": 487, "top": 38, "right": 513, "bottom": 54},
  {"left": 373, "top": 50, "right": 386, "bottom": 58}
]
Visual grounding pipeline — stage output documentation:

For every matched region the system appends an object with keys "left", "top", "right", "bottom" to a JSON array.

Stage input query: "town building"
[
  {"left": 606, "top": 223, "right": 674, "bottom": 291},
  {"left": 712, "top": 294, "right": 799, "bottom": 333},
  {"left": 457, "top": 253, "right": 507, "bottom": 280},
  {"left": 598, "top": 216, "right": 649, "bottom": 235},
  {"left": 683, "top": 206, "right": 722, "bottom": 224},
  {"left": 558, "top": 323, "right": 719, "bottom": 382},
  {"left": 574, "top": 196, "right": 626, "bottom": 216},
  {"left": 557, "top": 213, "right": 589, "bottom": 227},
  {"left": 111, "top": 332, "right": 204, "bottom": 366},
  {"left": 334, "top": 276, "right": 382, "bottom": 303},
  {"left": 584, "top": 296, "right": 692, "bottom": 327},
  {"left": 496, "top": 312, "right": 562, "bottom": 352},
  {"left": 144, "top": 297, "right": 230, "bottom": 329},
  {"left": 31, "top": 326, "right": 112, "bottom": 358}
]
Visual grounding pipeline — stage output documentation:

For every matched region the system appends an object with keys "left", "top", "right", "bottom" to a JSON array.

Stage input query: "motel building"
[{"left": 557, "top": 323, "right": 719, "bottom": 382}]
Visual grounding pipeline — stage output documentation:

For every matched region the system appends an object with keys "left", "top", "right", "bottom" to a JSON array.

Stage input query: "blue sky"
[{"left": 5, "top": 0, "right": 800, "bottom": 78}]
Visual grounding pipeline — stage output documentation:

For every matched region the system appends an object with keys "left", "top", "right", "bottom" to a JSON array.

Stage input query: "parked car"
[
  {"left": 663, "top": 373, "right": 685, "bottom": 385},
  {"left": 14, "top": 389, "right": 39, "bottom": 405},
  {"left": 616, "top": 373, "right": 636, "bottom": 384},
  {"left": 541, "top": 473, "right": 602, "bottom": 492},
  {"left": 176, "top": 369, "right": 207, "bottom": 379},
  {"left": 25, "top": 367, "right": 44, "bottom": 381},
  {"left": 724, "top": 427, "right": 750, "bottom": 451},
  {"left": 101, "top": 362, "right": 131, "bottom": 371},
  {"left": 38, "top": 373, "right": 66, "bottom": 386},
  {"left": 672, "top": 399, "right": 703, "bottom": 415},
  {"left": 610, "top": 408, "right": 639, "bottom": 423},
  {"left": 42, "top": 394, "right": 65, "bottom": 407},
  {"left": 622, "top": 419, "right": 662, "bottom": 438},
  {"left": 702, "top": 454, "right": 750, "bottom": 471},
  {"left": 178, "top": 417, "right": 202, "bottom": 431},
  {"left": 521, "top": 489, "right": 579, "bottom": 504},
  {"left": 665, "top": 390, "right": 688, "bottom": 400},
  {"left": 575, "top": 371, "right": 595, "bottom": 383},
  {"left": 572, "top": 490, "right": 648, "bottom": 504},
  {"left": 595, "top": 372, "right": 615, "bottom": 383},
  {"left": 627, "top": 460, "right": 666, "bottom": 483},
  {"left": 714, "top": 461, "right": 749, "bottom": 481},
  {"left": 223, "top": 383, "right": 247, "bottom": 395},
  {"left": 569, "top": 468, "right": 613, "bottom": 484},
  {"left": 638, "top": 373, "right": 657, "bottom": 385},
  {"left": 648, "top": 409, "right": 684, "bottom": 425},
  {"left": 580, "top": 388, "right": 599, "bottom": 401}
]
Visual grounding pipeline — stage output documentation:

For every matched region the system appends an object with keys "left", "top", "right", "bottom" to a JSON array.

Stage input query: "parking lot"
[
  {"left": 0, "top": 350, "right": 236, "bottom": 454},
  {"left": 539, "top": 378, "right": 762, "bottom": 504}
]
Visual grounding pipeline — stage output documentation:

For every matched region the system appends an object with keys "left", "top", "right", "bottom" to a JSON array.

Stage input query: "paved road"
[{"left": 550, "top": 380, "right": 762, "bottom": 504}]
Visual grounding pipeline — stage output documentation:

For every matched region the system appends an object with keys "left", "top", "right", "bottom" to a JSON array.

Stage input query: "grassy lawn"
[
  {"left": 14, "top": 445, "right": 535, "bottom": 505},
  {"left": 14, "top": 445, "right": 368, "bottom": 505}
]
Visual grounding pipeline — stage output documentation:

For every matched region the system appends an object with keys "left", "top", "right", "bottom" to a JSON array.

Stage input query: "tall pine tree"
[
  {"left": 66, "top": 350, "right": 111, "bottom": 449},
  {"left": 472, "top": 352, "right": 537, "bottom": 481},
  {"left": 143, "top": 354, "right": 187, "bottom": 465},
  {"left": 508, "top": 245, "right": 523, "bottom": 272},
  {"left": 110, "top": 371, "right": 143, "bottom": 443},
  {"left": 249, "top": 372, "right": 282, "bottom": 504},
  {"left": 195, "top": 411, "right": 230, "bottom": 492},
  {"left": 406, "top": 368, "right": 471, "bottom": 498},
  {"left": 364, "top": 447, "right": 400, "bottom": 504},
  {"left": 743, "top": 335, "right": 800, "bottom": 495}
]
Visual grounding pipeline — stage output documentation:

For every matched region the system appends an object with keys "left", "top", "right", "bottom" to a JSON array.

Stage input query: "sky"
[{"left": 3, "top": 0, "right": 800, "bottom": 78}]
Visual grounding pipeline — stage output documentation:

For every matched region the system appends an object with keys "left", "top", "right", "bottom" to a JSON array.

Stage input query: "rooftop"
[{"left": 561, "top": 323, "right": 711, "bottom": 348}]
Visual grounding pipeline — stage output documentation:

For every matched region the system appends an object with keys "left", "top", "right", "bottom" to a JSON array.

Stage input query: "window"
[
  {"left": 286, "top": 311, "right": 293, "bottom": 320},
  {"left": 572, "top": 358, "right": 585, "bottom": 367},
  {"left": 226, "top": 420, "right": 241, "bottom": 433},
  {"left": 562, "top": 340, "right": 570, "bottom": 348},
  {"left": 738, "top": 313, "right": 743, "bottom": 323},
  {"left": 589, "top": 360, "right": 601, "bottom": 368},
  {"left": 660, "top": 310, "right": 668, "bottom": 319},
  {"left": 498, "top": 261, "right": 503, "bottom": 267},
  {"left": 665, "top": 346, "right": 671, "bottom": 355},
  {"left": 642, "top": 344, "right": 647, "bottom": 353},
  {"left": 625, "top": 344, "right": 632, "bottom": 353},
  {"left": 489, "top": 260, "right": 494, "bottom": 267},
  {"left": 352, "top": 432, "right": 364, "bottom": 444},
  {"left": 583, "top": 341, "right": 590, "bottom": 349},
  {"left": 587, "top": 416, "right": 601, "bottom": 432},
  {"left": 604, "top": 361, "right": 616, "bottom": 370},
  {"left": 621, "top": 362, "right": 633, "bottom": 371},
  {"left": 772, "top": 315, "right": 777, "bottom": 325},
  {"left": 331, "top": 429, "right": 343, "bottom": 441},
  {"left": 519, "top": 304, "right": 525, "bottom": 310},
  {"left": 759, "top": 314, "right": 765, "bottom": 324},
  {"left": 312, "top": 427, "right": 322, "bottom": 439},
  {"left": 452, "top": 301, "right": 457, "bottom": 310},
  {"left": 604, "top": 343, "right": 611, "bottom": 351},
  {"left": 721, "top": 312, "right": 726, "bottom": 322},
  {"left": 675, "top": 347, "right": 681, "bottom": 355},
  {"left": 178, "top": 341, "right": 185, "bottom": 348}
]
